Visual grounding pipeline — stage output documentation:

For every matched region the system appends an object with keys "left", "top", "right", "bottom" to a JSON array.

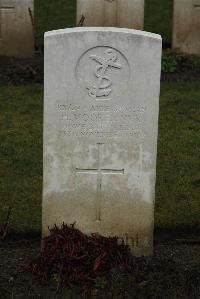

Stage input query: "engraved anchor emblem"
[{"left": 86, "top": 48, "right": 122, "bottom": 100}]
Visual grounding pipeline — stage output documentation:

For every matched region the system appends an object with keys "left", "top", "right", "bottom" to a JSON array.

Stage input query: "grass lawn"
[
  {"left": 144, "top": 0, "right": 173, "bottom": 45},
  {"left": 156, "top": 82, "right": 200, "bottom": 229},
  {"left": 35, "top": 0, "right": 173, "bottom": 46},
  {"left": 0, "top": 85, "right": 43, "bottom": 232},
  {"left": 35, "top": 0, "right": 76, "bottom": 45},
  {"left": 0, "top": 82, "right": 199, "bottom": 232}
]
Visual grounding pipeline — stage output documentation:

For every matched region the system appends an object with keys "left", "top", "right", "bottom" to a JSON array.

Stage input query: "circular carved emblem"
[{"left": 76, "top": 46, "right": 130, "bottom": 101}]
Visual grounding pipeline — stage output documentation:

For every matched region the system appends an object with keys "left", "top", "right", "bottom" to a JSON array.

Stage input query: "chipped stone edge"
[{"left": 44, "top": 27, "right": 162, "bottom": 41}]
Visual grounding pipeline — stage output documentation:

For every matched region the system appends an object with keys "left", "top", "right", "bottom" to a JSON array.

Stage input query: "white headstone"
[
  {"left": 173, "top": 0, "right": 200, "bottom": 54},
  {"left": 0, "top": 0, "right": 34, "bottom": 57},
  {"left": 77, "top": 0, "right": 145, "bottom": 29},
  {"left": 43, "top": 27, "right": 162, "bottom": 256}
]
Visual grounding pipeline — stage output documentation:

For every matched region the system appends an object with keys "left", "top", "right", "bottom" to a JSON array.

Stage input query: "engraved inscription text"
[{"left": 58, "top": 103, "right": 146, "bottom": 138}]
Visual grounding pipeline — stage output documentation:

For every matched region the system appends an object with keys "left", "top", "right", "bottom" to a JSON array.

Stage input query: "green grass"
[
  {"left": 35, "top": 0, "right": 172, "bottom": 46},
  {"left": 0, "top": 82, "right": 199, "bottom": 232},
  {"left": 156, "top": 82, "right": 200, "bottom": 228},
  {"left": 144, "top": 0, "right": 173, "bottom": 45},
  {"left": 35, "top": 0, "right": 76, "bottom": 45},
  {"left": 0, "top": 85, "right": 43, "bottom": 232}
]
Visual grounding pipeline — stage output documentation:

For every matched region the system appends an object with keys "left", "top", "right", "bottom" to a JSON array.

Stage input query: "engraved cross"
[{"left": 75, "top": 143, "right": 124, "bottom": 222}]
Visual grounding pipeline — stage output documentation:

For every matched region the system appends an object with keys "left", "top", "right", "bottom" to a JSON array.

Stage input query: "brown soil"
[
  {"left": 0, "top": 232, "right": 200, "bottom": 299},
  {"left": 0, "top": 54, "right": 199, "bottom": 85},
  {"left": 0, "top": 55, "right": 43, "bottom": 84}
]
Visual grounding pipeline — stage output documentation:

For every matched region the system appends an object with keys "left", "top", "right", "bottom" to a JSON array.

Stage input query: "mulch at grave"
[
  {"left": 26, "top": 223, "right": 133, "bottom": 297},
  {"left": 0, "top": 226, "right": 200, "bottom": 299},
  {"left": 0, "top": 53, "right": 200, "bottom": 85}
]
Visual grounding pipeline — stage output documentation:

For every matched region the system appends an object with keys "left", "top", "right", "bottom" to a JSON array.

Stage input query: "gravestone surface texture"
[
  {"left": 77, "top": 0, "right": 145, "bottom": 29},
  {"left": 0, "top": 0, "right": 34, "bottom": 57},
  {"left": 173, "top": 0, "right": 200, "bottom": 54},
  {"left": 43, "top": 27, "right": 162, "bottom": 256}
]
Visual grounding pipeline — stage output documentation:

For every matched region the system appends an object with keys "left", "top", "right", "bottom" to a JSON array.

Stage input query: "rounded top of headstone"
[{"left": 44, "top": 27, "right": 162, "bottom": 41}]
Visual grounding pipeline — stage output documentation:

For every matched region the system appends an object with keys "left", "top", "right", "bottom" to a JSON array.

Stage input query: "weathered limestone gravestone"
[
  {"left": 43, "top": 27, "right": 162, "bottom": 256},
  {"left": 77, "top": 0, "right": 145, "bottom": 29},
  {"left": 0, "top": 0, "right": 34, "bottom": 57},
  {"left": 173, "top": 0, "right": 200, "bottom": 54}
]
